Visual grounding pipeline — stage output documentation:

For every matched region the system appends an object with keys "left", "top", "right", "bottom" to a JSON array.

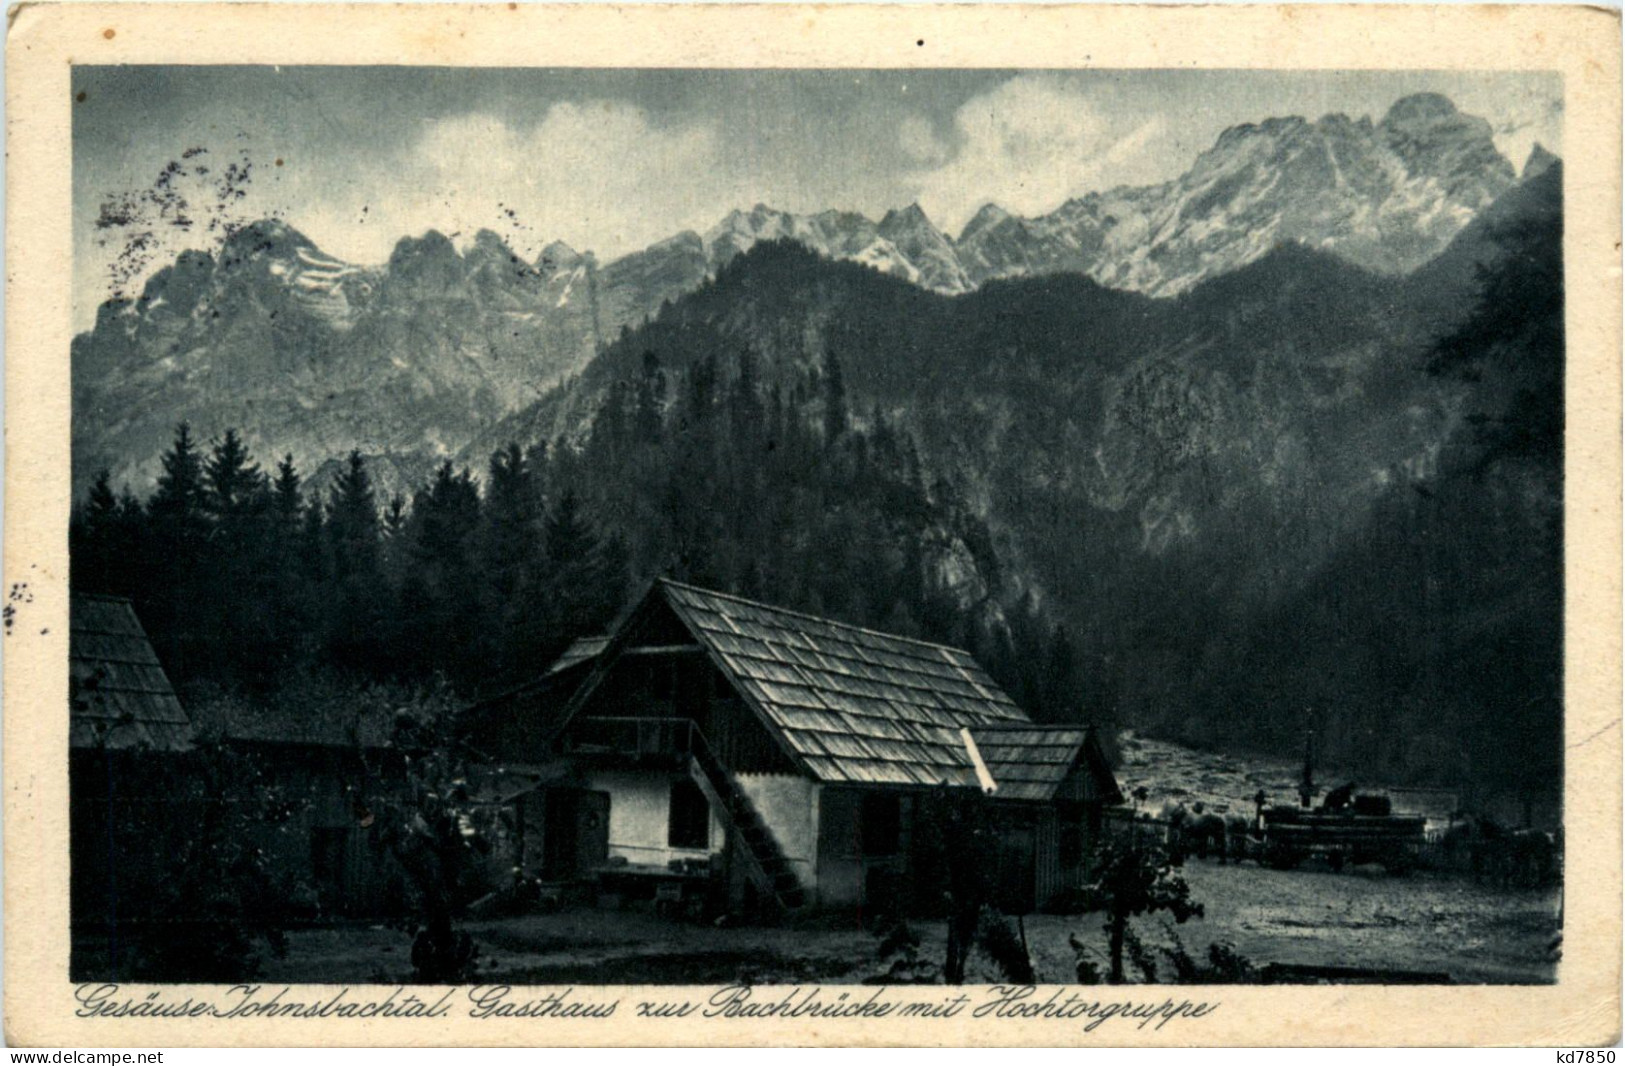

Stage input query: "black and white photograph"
[{"left": 64, "top": 59, "right": 1569, "bottom": 993}]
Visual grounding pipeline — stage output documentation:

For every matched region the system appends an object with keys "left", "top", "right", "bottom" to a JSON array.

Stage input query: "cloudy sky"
[{"left": 73, "top": 67, "right": 1561, "bottom": 329}]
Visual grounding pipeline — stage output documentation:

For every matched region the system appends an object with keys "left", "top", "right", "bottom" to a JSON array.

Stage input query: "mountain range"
[
  {"left": 69, "top": 89, "right": 1564, "bottom": 798},
  {"left": 74, "top": 92, "right": 1529, "bottom": 497}
]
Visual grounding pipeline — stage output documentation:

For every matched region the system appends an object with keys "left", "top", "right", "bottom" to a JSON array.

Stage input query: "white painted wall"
[
  {"left": 583, "top": 768, "right": 724, "bottom": 869},
  {"left": 736, "top": 773, "right": 820, "bottom": 889}
]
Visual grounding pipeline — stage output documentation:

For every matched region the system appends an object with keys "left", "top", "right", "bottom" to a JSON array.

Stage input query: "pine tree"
[
  {"left": 823, "top": 349, "right": 848, "bottom": 445},
  {"left": 484, "top": 444, "right": 536, "bottom": 596},
  {"left": 1042, "top": 624, "right": 1081, "bottom": 722},
  {"left": 265, "top": 455, "right": 313, "bottom": 673},
  {"left": 530, "top": 488, "right": 624, "bottom": 653},
  {"left": 299, "top": 499, "right": 327, "bottom": 585},
  {"left": 483, "top": 444, "right": 544, "bottom": 681},
  {"left": 203, "top": 429, "right": 266, "bottom": 520},
  {"left": 545, "top": 487, "right": 594, "bottom": 570},
  {"left": 197, "top": 430, "right": 274, "bottom": 682},
  {"left": 324, "top": 450, "right": 384, "bottom": 671},
  {"left": 635, "top": 351, "right": 666, "bottom": 445},
  {"left": 149, "top": 423, "right": 208, "bottom": 543},
  {"left": 399, "top": 462, "right": 484, "bottom": 680},
  {"left": 85, "top": 469, "right": 119, "bottom": 530},
  {"left": 72, "top": 470, "right": 125, "bottom": 594},
  {"left": 327, "top": 450, "right": 380, "bottom": 581},
  {"left": 272, "top": 456, "right": 302, "bottom": 534},
  {"left": 144, "top": 424, "right": 211, "bottom": 679},
  {"left": 382, "top": 493, "right": 409, "bottom": 542}
]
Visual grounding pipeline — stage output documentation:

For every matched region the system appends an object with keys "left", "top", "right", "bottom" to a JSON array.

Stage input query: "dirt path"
[
  {"left": 1018, "top": 861, "right": 1559, "bottom": 985},
  {"left": 260, "top": 860, "right": 1558, "bottom": 986}
]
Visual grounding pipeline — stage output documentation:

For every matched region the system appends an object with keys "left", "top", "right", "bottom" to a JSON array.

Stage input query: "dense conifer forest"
[{"left": 71, "top": 348, "right": 1091, "bottom": 726}]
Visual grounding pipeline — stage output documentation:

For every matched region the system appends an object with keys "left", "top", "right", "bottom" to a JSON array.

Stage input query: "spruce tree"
[
  {"left": 149, "top": 423, "right": 208, "bottom": 544},
  {"left": 823, "top": 349, "right": 848, "bottom": 445},
  {"left": 266, "top": 455, "right": 312, "bottom": 672},
  {"left": 200, "top": 430, "right": 273, "bottom": 683},
  {"left": 324, "top": 450, "right": 384, "bottom": 671},
  {"left": 144, "top": 423, "right": 210, "bottom": 679},
  {"left": 272, "top": 456, "right": 302, "bottom": 534},
  {"left": 1042, "top": 624, "right": 1081, "bottom": 723},
  {"left": 72, "top": 471, "right": 124, "bottom": 594},
  {"left": 327, "top": 450, "right": 380, "bottom": 581},
  {"left": 634, "top": 351, "right": 666, "bottom": 445},
  {"left": 382, "top": 493, "right": 410, "bottom": 543},
  {"left": 203, "top": 429, "right": 265, "bottom": 520}
]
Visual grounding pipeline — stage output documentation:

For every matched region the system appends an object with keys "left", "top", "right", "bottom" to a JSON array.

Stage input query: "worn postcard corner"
[{"left": 4, "top": 1, "right": 1621, "bottom": 1049}]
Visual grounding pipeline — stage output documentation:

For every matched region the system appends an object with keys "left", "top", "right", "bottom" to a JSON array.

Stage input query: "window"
[
  {"left": 668, "top": 780, "right": 710, "bottom": 850},
  {"left": 860, "top": 792, "right": 902, "bottom": 856}
]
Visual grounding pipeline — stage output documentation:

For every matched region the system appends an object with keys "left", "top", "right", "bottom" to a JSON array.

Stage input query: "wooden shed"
[
  {"left": 70, "top": 594, "right": 197, "bottom": 939},
  {"left": 970, "top": 724, "right": 1124, "bottom": 911},
  {"left": 70, "top": 593, "right": 194, "bottom": 753}
]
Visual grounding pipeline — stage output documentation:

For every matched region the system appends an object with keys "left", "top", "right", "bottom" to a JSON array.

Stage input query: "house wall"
[
  {"left": 814, "top": 787, "right": 915, "bottom": 907},
  {"left": 735, "top": 773, "right": 819, "bottom": 890},
  {"left": 583, "top": 768, "right": 725, "bottom": 868}
]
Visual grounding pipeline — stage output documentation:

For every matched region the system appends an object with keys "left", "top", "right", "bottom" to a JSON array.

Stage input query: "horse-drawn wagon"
[{"left": 1259, "top": 804, "right": 1427, "bottom": 872}]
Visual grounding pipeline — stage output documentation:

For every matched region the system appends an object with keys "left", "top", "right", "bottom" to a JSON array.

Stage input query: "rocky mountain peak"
[
  {"left": 1379, "top": 92, "right": 1513, "bottom": 194},
  {"left": 538, "top": 240, "right": 584, "bottom": 274},
  {"left": 1380, "top": 91, "right": 1462, "bottom": 128},
  {"left": 389, "top": 228, "right": 458, "bottom": 265},
  {"left": 1523, "top": 142, "right": 1560, "bottom": 180},
  {"left": 210, "top": 219, "right": 323, "bottom": 285},
  {"left": 879, "top": 202, "right": 931, "bottom": 231},
  {"left": 219, "top": 218, "right": 313, "bottom": 258},
  {"left": 469, "top": 228, "right": 515, "bottom": 255},
  {"left": 955, "top": 92, "right": 1520, "bottom": 295},
  {"left": 959, "top": 203, "right": 1014, "bottom": 244}
]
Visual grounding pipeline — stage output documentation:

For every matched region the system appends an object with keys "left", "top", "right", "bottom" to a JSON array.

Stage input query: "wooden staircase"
[{"left": 687, "top": 733, "right": 806, "bottom": 911}]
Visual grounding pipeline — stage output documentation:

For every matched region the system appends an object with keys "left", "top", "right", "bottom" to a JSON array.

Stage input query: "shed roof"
[
  {"left": 574, "top": 579, "right": 1032, "bottom": 788},
  {"left": 70, "top": 594, "right": 194, "bottom": 752},
  {"left": 547, "top": 635, "right": 610, "bottom": 676},
  {"left": 969, "top": 724, "right": 1123, "bottom": 804}
]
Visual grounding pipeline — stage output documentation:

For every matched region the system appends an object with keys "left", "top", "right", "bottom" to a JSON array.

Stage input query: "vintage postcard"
[{"left": 5, "top": 1, "right": 1620, "bottom": 1048}]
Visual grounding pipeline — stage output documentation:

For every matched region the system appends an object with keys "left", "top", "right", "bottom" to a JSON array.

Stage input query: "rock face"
[
  {"left": 955, "top": 93, "right": 1517, "bottom": 296},
  {"left": 700, "top": 203, "right": 971, "bottom": 293},
  {"left": 72, "top": 93, "right": 1520, "bottom": 495},
  {"left": 75, "top": 221, "right": 614, "bottom": 496}
]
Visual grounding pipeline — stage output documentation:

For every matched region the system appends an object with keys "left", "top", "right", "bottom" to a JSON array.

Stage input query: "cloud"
[
  {"left": 897, "top": 115, "right": 949, "bottom": 166},
  {"left": 311, "top": 101, "right": 725, "bottom": 265},
  {"left": 908, "top": 74, "right": 1174, "bottom": 236},
  {"left": 1489, "top": 96, "right": 1564, "bottom": 175}
]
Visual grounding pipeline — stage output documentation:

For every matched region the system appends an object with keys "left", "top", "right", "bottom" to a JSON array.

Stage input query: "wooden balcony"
[{"left": 562, "top": 716, "right": 695, "bottom": 766}]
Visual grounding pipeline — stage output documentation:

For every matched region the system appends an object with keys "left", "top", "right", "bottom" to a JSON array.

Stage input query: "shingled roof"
[
  {"left": 547, "top": 635, "right": 610, "bottom": 676},
  {"left": 70, "top": 594, "right": 194, "bottom": 752},
  {"left": 969, "top": 724, "right": 1123, "bottom": 804},
  {"left": 568, "top": 580, "right": 1032, "bottom": 788}
]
